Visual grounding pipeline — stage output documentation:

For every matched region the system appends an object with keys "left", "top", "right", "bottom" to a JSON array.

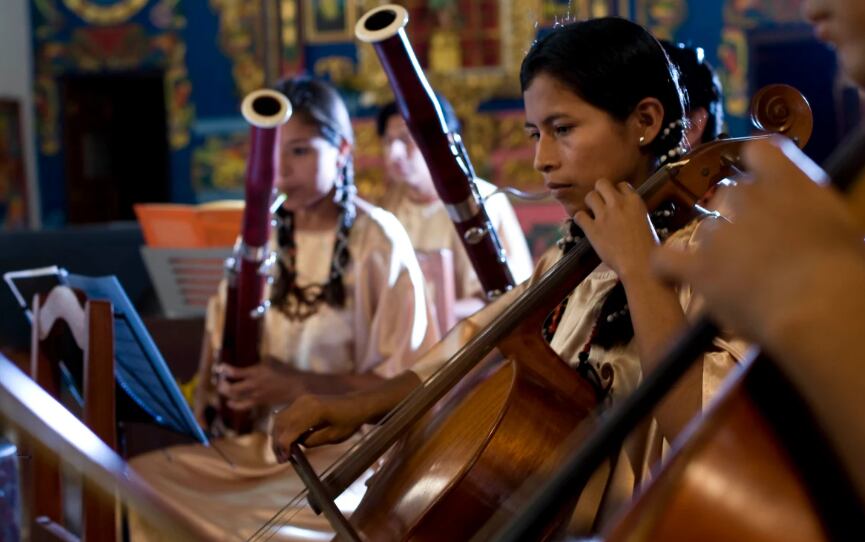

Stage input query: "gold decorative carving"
[
  {"left": 314, "top": 56, "right": 356, "bottom": 83},
  {"left": 352, "top": 120, "right": 386, "bottom": 202},
  {"left": 210, "top": 0, "right": 266, "bottom": 96},
  {"left": 352, "top": 0, "right": 542, "bottom": 178},
  {"left": 355, "top": 0, "right": 541, "bottom": 102},
  {"left": 302, "top": 0, "right": 358, "bottom": 43},
  {"left": 542, "top": 0, "right": 620, "bottom": 22},
  {"left": 32, "top": 14, "right": 193, "bottom": 154},
  {"left": 636, "top": 0, "right": 687, "bottom": 40},
  {"left": 61, "top": 0, "right": 149, "bottom": 26}
]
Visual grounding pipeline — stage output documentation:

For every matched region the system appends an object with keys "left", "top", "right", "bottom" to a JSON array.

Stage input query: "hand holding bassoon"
[{"left": 217, "top": 89, "right": 291, "bottom": 434}]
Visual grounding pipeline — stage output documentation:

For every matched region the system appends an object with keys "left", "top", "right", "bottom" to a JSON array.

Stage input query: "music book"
[
  {"left": 3, "top": 267, "right": 208, "bottom": 445},
  {"left": 134, "top": 201, "right": 244, "bottom": 248}
]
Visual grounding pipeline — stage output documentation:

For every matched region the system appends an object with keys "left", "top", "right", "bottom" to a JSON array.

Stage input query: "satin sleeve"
[
  {"left": 352, "top": 210, "right": 440, "bottom": 378},
  {"left": 673, "top": 215, "right": 750, "bottom": 405},
  {"left": 409, "top": 247, "right": 559, "bottom": 381},
  {"left": 205, "top": 281, "right": 227, "bottom": 353},
  {"left": 484, "top": 191, "right": 534, "bottom": 285}
]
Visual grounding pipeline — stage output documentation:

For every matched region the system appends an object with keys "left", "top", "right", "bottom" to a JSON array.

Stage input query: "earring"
[{"left": 638, "top": 135, "right": 646, "bottom": 146}]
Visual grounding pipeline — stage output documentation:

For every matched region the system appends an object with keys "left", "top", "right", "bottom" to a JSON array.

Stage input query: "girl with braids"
[
  {"left": 271, "top": 18, "right": 746, "bottom": 536},
  {"left": 128, "top": 76, "right": 438, "bottom": 540}
]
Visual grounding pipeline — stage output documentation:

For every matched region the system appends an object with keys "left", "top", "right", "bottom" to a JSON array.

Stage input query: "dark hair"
[
  {"left": 375, "top": 92, "right": 462, "bottom": 137},
  {"left": 274, "top": 76, "right": 354, "bottom": 147},
  {"left": 270, "top": 76, "right": 357, "bottom": 317},
  {"left": 520, "top": 17, "right": 686, "bottom": 160},
  {"left": 660, "top": 40, "right": 724, "bottom": 143},
  {"left": 527, "top": 19, "right": 688, "bottom": 362}
]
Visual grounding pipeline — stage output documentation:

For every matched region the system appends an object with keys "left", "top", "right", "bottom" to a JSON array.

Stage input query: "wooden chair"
[
  {"left": 416, "top": 249, "right": 457, "bottom": 335},
  {"left": 0, "top": 352, "right": 208, "bottom": 541},
  {"left": 27, "top": 285, "right": 116, "bottom": 541}
]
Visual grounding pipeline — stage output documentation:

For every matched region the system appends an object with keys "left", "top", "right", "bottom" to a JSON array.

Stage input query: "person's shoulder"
[
  {"left": 523, "top": 244, "right": 561, "bottom": 286},
  {"left": 355, "top": 197, "right": 400, "bottom": 233},
  {"left": 352, "top": 197, "right": 414, "bottom": 255},
  {"left": 665, "top": 211, "right": 723, "bottom": 250},
  {"left": 536, "top": 243, "right": 562, "bottom": 270},
  {"left": 373, "top": 181, "right": 406, "bottom": 213}
]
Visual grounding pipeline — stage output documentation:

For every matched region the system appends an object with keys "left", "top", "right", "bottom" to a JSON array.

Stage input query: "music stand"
[{"left": 4, "top": 268, "right": 208, "bottom": 445}]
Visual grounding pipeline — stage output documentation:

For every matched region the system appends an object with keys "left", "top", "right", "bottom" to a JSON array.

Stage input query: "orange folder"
[{"left": 134, "top": 201, "right": 244, "bottom": 248}]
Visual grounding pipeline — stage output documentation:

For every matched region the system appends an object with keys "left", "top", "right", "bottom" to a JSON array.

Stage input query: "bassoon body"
[
  {"left": 356, "top": 4, "right": 515, "bottom": 298},
  {"left": 218, "top": 89, "right": 291, "bottom": 434}
]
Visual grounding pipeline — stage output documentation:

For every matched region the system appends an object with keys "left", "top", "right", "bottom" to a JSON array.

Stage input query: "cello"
[
  {"left": 486, "top": 131, "right": 865, "bottom": 542},
  {"left": 599, "top": 128, "right": 865, "bottom": 542},
  {"left": 281, "top": 22, "right": 814, "bottom": 538}
]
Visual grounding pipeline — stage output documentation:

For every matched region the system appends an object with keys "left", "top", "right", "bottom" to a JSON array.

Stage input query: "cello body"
[
  {"left": 602, "top": 353, "right": 863, "bottom": 542},
  {"left": 351, "top": 325, "right": 599, "bottom": 541},
  {"left": 283, "top": 7, "right": 816, "bottom": 540}
]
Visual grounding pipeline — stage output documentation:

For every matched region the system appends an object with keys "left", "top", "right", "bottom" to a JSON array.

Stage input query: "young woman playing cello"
[{"left": 272, "top": 17, "right": 746, "bottom": 534}]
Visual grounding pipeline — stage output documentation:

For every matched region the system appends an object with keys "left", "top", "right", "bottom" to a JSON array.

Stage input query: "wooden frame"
[
  {"left": 301, "top": 0, "right": 357, "bottom": 43},
  {"left": 29, "top": 286, "right": 116, "bottom": 541},
  {"left": 0, "top": 354, "right": 209, "bottom": 541}
]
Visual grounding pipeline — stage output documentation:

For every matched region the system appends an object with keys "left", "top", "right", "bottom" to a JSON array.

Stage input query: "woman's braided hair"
[{"left": 269, "top": 76, "right": 357, "bottom": 320}]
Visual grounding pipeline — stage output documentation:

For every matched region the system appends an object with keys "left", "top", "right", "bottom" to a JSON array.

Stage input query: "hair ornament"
[{"left": 658, "top": 144, "right": 687, "bottom": 164}]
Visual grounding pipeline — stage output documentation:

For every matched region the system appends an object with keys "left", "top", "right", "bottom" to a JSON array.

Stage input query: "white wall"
[{"left": 0, "top": 0, "right": 39, "bottom": 227}]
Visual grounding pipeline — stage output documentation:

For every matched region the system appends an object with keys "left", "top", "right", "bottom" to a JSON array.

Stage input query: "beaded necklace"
[
  {"left": 541, "top": 201, "right": 686, "bottom": 397},
  {"left": 270, "top": 182, "right": 357, "bottom": 321}
]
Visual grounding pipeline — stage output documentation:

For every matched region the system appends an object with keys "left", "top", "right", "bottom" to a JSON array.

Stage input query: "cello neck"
[{"left": 318, "top": 136, "right": 752, "bottom": 498}]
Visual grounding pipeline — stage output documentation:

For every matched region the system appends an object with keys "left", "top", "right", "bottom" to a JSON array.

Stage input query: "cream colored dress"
[
  {"left": 129, "top": 198, "right": 439, "bottom": 541},
  {"left": 409, "top": 216, "right": 748, "bottom": 534},
  {"left": 378, "top": 178, "right": 534, "bottom": 301}
]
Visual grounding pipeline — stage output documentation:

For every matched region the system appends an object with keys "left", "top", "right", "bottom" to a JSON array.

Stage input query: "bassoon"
[
  {"left": 355, "top": 4, "right": 515, "bottom": 298},
  {"left": 218, "top": 89, "right": 292, "bottom": 434}
]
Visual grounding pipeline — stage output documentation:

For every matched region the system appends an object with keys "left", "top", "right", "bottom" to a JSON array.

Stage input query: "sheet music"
[
  {"left": 2, "top": 266, "right": 208, "bottom": 445},
  {"left": 65, "top": 273, "right": 209, "bottom": 445}
]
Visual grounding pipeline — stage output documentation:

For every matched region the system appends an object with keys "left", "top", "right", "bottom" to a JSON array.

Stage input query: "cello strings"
[
  {"left": 248, "top": 368, "right": 453, "bottom": 539},
  {"left": 249, "top": 161, "right": 694, "bottom": 539}
]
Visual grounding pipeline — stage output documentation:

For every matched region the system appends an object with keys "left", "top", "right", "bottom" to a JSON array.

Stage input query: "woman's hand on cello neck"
[
  {"left": 271, "top": 371, "right": 422, "bottom": 463},
  {"left": 574, "top": 178, "right": 660, "bottom": 283}
]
